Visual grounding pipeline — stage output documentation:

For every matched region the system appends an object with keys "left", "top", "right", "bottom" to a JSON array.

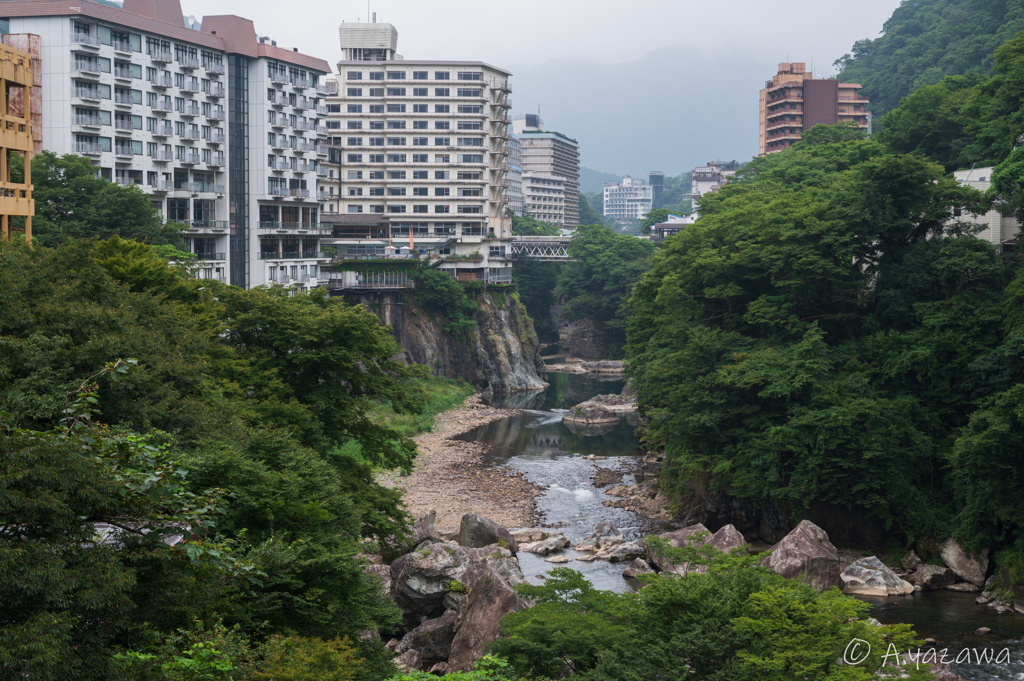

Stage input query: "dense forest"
[
  {"left": 835, "top": 0, "right": 1024, "bottom": 118},
  {"left": 628, "top": 31, "right": 1024, "bottom": 583}
]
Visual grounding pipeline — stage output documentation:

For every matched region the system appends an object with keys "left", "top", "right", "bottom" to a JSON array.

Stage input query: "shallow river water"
[{"left": 470, "top": 373, "right": 1024, "bottom": 679}]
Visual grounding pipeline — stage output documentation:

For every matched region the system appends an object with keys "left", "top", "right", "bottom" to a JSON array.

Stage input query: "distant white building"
[
  {"left": 691, "top": 160, "right": 740, "bottom": 202},
  {"left": 954, "top": 166, "right": 1020, "bottom": 250},
  {"left": 522, "top": 172, "right": 564, "bottom": 225},
  {"left": 603, "top": 174, "right": 652, "bottom": 224}
]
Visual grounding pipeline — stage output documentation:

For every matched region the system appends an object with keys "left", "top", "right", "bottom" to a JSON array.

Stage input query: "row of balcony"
[
  {"left": 71, "top": 35, "right": 225, "bottom": 74},
  {"left": 146, "top": 181, "right": 227, "bottom": 193},
  {"left": 258, "top": 251, "right": 333, "bottom": 260}
]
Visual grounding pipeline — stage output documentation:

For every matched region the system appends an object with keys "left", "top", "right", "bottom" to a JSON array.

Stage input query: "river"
[{"left": 467, "top": 371, "right": 1024, "bottom": 680}]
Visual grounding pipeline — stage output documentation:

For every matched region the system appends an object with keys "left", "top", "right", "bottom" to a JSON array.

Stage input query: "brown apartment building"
[{"left": 758, "top": 62, "right": 869, "bottom": 156}]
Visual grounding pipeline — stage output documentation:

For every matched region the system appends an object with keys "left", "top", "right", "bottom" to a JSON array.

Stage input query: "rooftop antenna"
[{"left": 187, "top": 14, "right": 196, "bottom": 30}]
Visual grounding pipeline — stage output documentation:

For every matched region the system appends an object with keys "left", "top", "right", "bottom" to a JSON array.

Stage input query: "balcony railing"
[
  {"left": 149, "top": 49, "right": 173, "bottom": 62},
  {"left": 290, "top": 188, "right": 310, "bottom": 198},
  {"left": 75, "top": 142, "right": 103, "bottom": 154},
  {"left": 150, "top": 124, "right": 173, "bottom": 136},
  {"left": 180, "top": 105, "right": 200, "bottom": 117},
  {"left": 74, "top": 115, "right": 103, "bottom": 127},
  {"left": 259, "top": 251, "right": 331, "bottom": 260},
  {"left": 114, "top": 94, "right": 134, "bottom": 106},
  {"left": 180, "top": 129, "right": 200, "bottom": 141},
  {"left": 113, "top": 67, "right": 134, "bottom": 79},
  {"left": 151, "top": 101, "right": 173, "bottom": 113},
  {"left": 179, "top": 152, "right": 201, "bottom": 164},
  {"left": 294, "top": 163, "right": 310, "bottom": 173},
  {"left": 208, "top": 130, "right": 226, "bottom": 144},
  {"left": 257, "top": 222, "right": 325, "bottom": 232},
  {"left": 73, "top": 59, "right": 100, "bottom": 74},
  {"left": 74, "top": 87, "right": 101, "bottom": 100},
  {"left": 114, "top": 177, "right": 137, "bottom": 186},
  {"left": 181, "top": 81, "right": 199, "bottom": 93},
  {"left": 208, "top": 108, "right": 225, "bottom": 121},
  {"left": 179, "top": 57, "right": 200, "bottom": 69},
  {"left": 72, "top": 32, "right": 101, "bottom": 47},
  {"left": 270, "top": 159, "right": 291, "bottom": 171},
  {"left": 291, "top": 77, "right": 309, "bottom": 89},
  {"left": 114, "top": 146, "right": 135, "bottom": 157},
  {"left": 316, "top": 83, "right": 335, "bottom": 96},
  {"left": 149, "top": 74, "right": 172, "bottom": 88},
  {"left": 207, "top": 155, "right": 226, "bottom": 167},
  {"left": 114, "top": 120, "right": 134, "bottom": 132},
  {"left": 268, "top": 187, "right": 288, "bottom": 198},
  {"left": 270, "top": 71, "right": 289, "bottom": 85},
  {"left": 206, "top": 63, "right": 225, "bottom": 75},
  {"left": 112, "top": 40, "right": 133, "bottom": 53},
  {"left": 317, "top": 191, "right": 330, "bottom": 201},
  {"left": 179, "top": 221, "right": 229, "bottom": 232},
  {"left": 151, "top": 149, "right": 174, "bottom": 161},
  {"left": 208, "top": 84, "right": 225, "bottom": 97}
]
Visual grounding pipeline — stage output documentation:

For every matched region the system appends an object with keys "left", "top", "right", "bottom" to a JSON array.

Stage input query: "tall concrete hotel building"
[
  {"left": 513, "top": 113, "right": 579, "bottom": 228},
  {"left": 317, "top": 22, "right": 515, "bottom": 285},
  {"left": 2, "top": 0, "right": 331, "bottom": 288},
  {"left": 758, "top": 62, "right": 869, "bottom": 156}
]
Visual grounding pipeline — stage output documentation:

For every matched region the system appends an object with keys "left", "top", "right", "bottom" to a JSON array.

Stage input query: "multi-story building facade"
[
  {"left": 513, "top": 114, "right": 580, "bottom": 228},
  {"left": 318, "top": 22, "right": 513, "bottom": 285},
  {"left": 758, "top": 62, "right": 869, "bottom": 156},
  {"left": 506, "top": 134, "right": 523, "bottom": 216},
  {"left": 603, "top": 174, "right": 652, "bottom": 224},
  {"left": 522, "top": 172, "right": 564, "bottom": 224},
  {"left": 2, "top": 0, "right": 331, "bottom": 289},
  {"left": 0, "top": 40, "right": 33, "bottom": 244}
]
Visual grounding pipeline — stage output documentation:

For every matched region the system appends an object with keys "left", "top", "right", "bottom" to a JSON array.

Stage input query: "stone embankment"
[{"left": 378, "top": 394, "right": 541, "bottom": 534}]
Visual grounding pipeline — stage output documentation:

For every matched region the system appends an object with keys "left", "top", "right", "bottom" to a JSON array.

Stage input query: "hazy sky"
[{"left": 188, "top": 0, "right": 904, "bottom": 174}]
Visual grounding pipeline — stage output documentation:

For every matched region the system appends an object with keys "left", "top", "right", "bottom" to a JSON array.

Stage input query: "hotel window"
[
  {"left": 387, "top": 71, "right": 406, "bottom": 79},
  {"left": 387, "top": 120, "right": 406, "bottom": 129},
  {"left": 413, "top": 71, "right": 428, "bottom": 80},
  {"left": 413, "top": 104, "right": 428, "bottom": 113},
  {"left": 434, "top": 71, "right": 450, "bottom": 80},
  {"left": 435, "top": 88, "right": 450, "bottom": 97},
  {"left": 347, "top": 88, "right": 362, "bottom": 96}
]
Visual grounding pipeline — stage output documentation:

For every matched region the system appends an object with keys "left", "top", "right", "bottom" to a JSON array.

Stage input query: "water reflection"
[
  {"left": 865, "top": 591, "right": 1024, "bottom": 680},
  {"left": 459, "top": 413, "right": 641, "bottom": 466}
]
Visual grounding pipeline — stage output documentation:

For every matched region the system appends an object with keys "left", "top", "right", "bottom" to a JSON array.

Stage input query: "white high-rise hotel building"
[
  {"left": 2, "top": 0, "right": 331, "bottom": 289},
  {"left": 318, "top": 22, "right": 514, "bottom": 284}
]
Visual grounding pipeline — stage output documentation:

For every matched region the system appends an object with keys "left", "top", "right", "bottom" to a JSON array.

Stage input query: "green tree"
[
  {"left": 31, "top": 151, "right": 184, "bottom": 247},
  {"left": 555, "top": 224, "right": 656, "bottom": 357},
  {"left": 626, "top": 134, "right": 991, "bottom": 534},
  {"left": 577, "top": 193, "right": 605, "bottom": 226},
  {"left": 511, "top": 214, "right": 559, "bottom": 236},
  {"left": 834, "top": 0, "right": 1024, "bottom": 118}
]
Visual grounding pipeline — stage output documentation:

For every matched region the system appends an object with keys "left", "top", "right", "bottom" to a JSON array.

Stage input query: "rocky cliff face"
[{"left": 342, "top": 290, "right": 547, "bottom": 393}]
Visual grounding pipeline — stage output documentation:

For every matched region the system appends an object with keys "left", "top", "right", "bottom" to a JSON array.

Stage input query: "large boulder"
[
  {"left": 708, "top": 524, "right": 747, "bottom": 554},
  {"left": 447, "top": 568, "right": 531, "bottom": 672},
  {"left": 562, "top": 405, "right": 620, "bottom": 425},
  {"left": 644, "top": 523, "right": 711, "bottom": 575},
  {"left": 574, "top": 521, "right": 625, "bottom": 551},
  {"left": 457, "top": 514, "right": 518, "bottom": 554},
  {"left": 840, "top": 557, "right": 914, "bottom": 597},
  {"left": 622, "top": 557, "right": 655, "bottom": 579},
  {"left": 940, "top": 538, "right": 989, "bottom": 586},
  {"left": 390, "top": 542, "right": 524, "bottom": 627},
  {"left": 364, "top": 563, "right": 392, "bottom": 593},
  {"left": 901, "top": 550, "right": 922, "bottom": 570},
  {"left": 597, "top": 540, "right": 646, "bottom": 563},
  {"left": 412, "top": 511, "right": 437, "bottom": 545},
  {"left": 565, "top": 318, "right": 608, "bottom": 360},
  {"left": 907, "top": 564, "right": 956, "bottom": 590},
  {"left": 759, "top": 520, "right": 840, "bottom": 592},
  {"left": 395, "top": 609, "right": 459, "bottom": 666},
  {"left": 520, "top": 533, "right": 570, "bottom": 556}
]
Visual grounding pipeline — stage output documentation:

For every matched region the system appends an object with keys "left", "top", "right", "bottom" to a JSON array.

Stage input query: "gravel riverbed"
[{"left": 377, "top": 393, "right": 543, "bottom": 534}]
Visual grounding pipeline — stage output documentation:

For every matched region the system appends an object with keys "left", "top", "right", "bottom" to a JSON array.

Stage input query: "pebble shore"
[{"left": 378, "top": 393, "right": 543, "bottom": 534}]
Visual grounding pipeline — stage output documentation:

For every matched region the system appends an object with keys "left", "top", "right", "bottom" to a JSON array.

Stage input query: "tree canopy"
[
  {"left": 0, "top": 237, "right": 429, "bottom": 679},
  {"left": 834, "top": 0, "right": 1024, "bottom": 118},
  {"left": 30, "top": 152, "right": 184, "bottom": 247}
]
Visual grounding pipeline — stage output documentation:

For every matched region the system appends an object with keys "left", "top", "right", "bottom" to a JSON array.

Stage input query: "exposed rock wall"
[
  {"left": 565, "top": 318, "right": 608, "bottom": 359},
  {"left": 342, "top": 290, "right": 547, "bottom": 393}
]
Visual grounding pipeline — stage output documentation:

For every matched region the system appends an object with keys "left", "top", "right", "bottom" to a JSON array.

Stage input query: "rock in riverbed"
[
  {"left": 840, "top": 556, "right": 914, "bottom": 597},
  {"left": 759, "top": 520, "right": 840, "bottom": 592},
  {"left": 940, "top": 538, "right": 989, "bottom": 586}
]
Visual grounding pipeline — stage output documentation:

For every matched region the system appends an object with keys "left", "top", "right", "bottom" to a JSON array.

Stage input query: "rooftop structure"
[{"left": 954, "top": 166, "right": 1020, "bottom": 251}]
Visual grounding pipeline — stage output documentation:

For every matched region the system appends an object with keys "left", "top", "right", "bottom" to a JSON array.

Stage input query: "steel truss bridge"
[{"left": 509, "top": 235, "right": 572, "bottom": 261}]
